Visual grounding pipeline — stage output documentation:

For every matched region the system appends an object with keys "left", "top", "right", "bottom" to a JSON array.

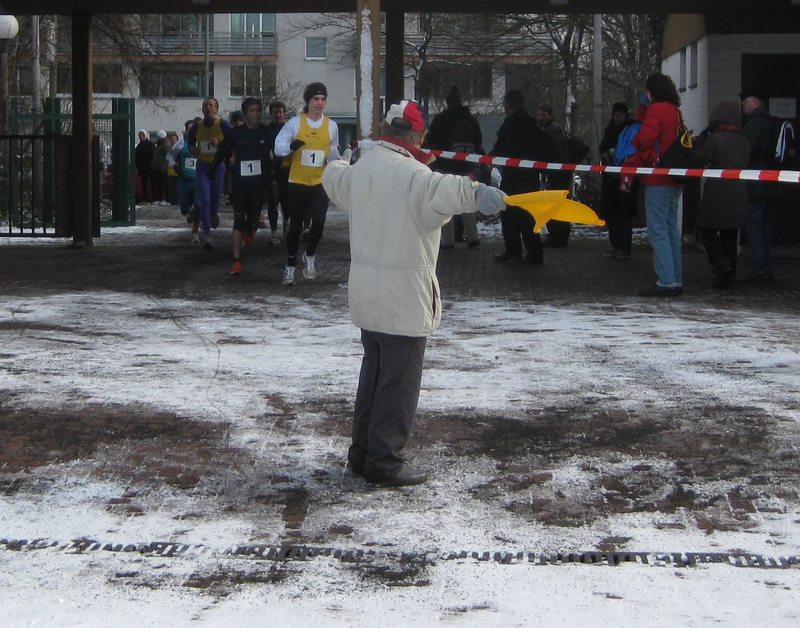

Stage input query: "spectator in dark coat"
[
  {"left": 424, "top": 85, "right": 484, "bottom": 248},
  {"left": 537, "top": 103, "right": 572, "bottom": 247},
  {"left": 599, "top": 102, "right": 638, "bottom": 260},
  {"left": 692, "top": 101, "right": 751, "bottom": 289},
  {"left": 135, "top": 129, "right": 155, "bottom": 204},
  {"left": 740, "top": 88, "right": 781, "bottom": 284},
  {"left": 491, "top": 90, "right": 556, "bottom": 264}
]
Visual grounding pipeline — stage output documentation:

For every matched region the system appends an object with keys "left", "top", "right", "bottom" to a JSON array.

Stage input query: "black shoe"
[
  {"left": 524, "top": 253, "right": 544, "bottom": 265},
  {"left": 346, "top": 461, "right": 364, "bottom": 476},
  {"left": 712, "top": 268, "right": 736, "bottom": 290},
  {"left": 638, "top": 284, "right": 683, "bottom": 297},
  {"left": 494, "top": 251, "right": 522, "bottom": 263},
  {"left": 365, "top": 465, "right": 427, "bottom": 487},
  {"left": 741, "top": 272, "right": 775, "bottom": 285},
  {"left": 467, "top": 240, "right": 480, "bottom": 249}
]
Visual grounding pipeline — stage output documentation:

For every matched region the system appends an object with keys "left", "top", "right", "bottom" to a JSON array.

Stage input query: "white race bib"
[
  {"left": 240, "top": 160, "right": 262, "bottom": 177},
  {"left": 183, "top": 157, "right": 197, "bottom": 171},
  {"left": 200, "top": 140, "right": 217, "bottom": 155},
  {"left": 300, "top": 149, "right": 325, "bottom": 168}
]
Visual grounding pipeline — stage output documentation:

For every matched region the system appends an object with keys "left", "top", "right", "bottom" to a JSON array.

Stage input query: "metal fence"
[{"left": 2, "top": 98, "right": 137, "bottom": 236}]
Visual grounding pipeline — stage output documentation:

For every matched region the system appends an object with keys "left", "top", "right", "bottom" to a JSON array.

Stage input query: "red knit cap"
[{"left": 386, "top": 100, "right": 427, "bottom": 133}]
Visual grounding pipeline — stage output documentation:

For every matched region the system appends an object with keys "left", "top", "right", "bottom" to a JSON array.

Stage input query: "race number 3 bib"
[
  {"left": 200, "top": 140, "right": 217, "bottom": 155},
  {"left": 183, "top": 157, "right": 197, "bottom": 171},
  {"left": 240, "top": 160, "right": 262, "bottom": 177},
  {"left": 300, "top": 149, "right": 325, "bottom": 168}
]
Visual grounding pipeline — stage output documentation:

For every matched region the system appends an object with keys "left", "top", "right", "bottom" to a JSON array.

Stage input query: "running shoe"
[
  {"left": 191, "top": 232, "right": 200, "bottom": 244},
  {"left": 302, "top": 253, "right": 316, "bottom": 280},
  {"left": 230, "top": 260, "right": 242, "bottom": 275},
  {"left": 282, "top": 265, "right": 295, "bottom": 285}
]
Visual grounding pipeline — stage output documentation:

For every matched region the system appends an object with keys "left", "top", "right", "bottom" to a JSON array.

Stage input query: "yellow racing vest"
[
  {"left": 289, "top": 114, "right": 330, "bottom": 186},
  {"left": 195, "top": 116, "right": 224, "bottom": 164}
]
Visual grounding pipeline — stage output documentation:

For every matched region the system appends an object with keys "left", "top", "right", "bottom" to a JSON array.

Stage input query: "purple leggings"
[{"left": 195, "top": 160, "right": 225, "bottom": 236}]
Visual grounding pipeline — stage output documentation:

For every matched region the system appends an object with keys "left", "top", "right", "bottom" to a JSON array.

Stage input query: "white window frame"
[{"left": 305, "top": 37, "right": 328, "bottom": 61}]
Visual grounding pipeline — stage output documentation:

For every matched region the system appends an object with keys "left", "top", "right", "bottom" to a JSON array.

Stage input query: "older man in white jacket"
[{"left": 322, "top": 99, "right": 506, "bottom": 487}]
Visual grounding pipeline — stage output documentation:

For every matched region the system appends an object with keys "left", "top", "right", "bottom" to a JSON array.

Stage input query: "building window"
[
  {"left": 16, "top": 64, "right": 123, "bottom": 96},
  {"left": 419, "top": 63, "right": 493, "bottom": 101},
  {"left": 159, "top": 14, "right": 202, "bottom": 36},
  {"left": 230, "top": 65, "right": 277, "bottom": 98},
  {"left": 305, "top": 37, "right": 327, "bottom": 60},
  {"left": 679, "top": 48, "right": 687, "bottom": 92},
  {"left": 689, "top": 42, "right": 698, "bottom": 89},
  {"left": 140, "top": 64, "right": 210, "bottom": 98},
  {"left": 231, "top": 13, "right": 276, "bottom": 35}
]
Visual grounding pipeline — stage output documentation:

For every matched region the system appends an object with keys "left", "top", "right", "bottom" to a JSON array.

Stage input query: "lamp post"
[{"left": 0, "top": 13, "right": 19, "bottom": 134}]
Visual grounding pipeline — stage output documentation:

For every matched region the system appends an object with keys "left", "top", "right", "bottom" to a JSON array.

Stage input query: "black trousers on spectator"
[
  {"left": 699, "top": 227, "right": 739, "bottom": 275},
  {"left": 350, "top": 329, "right": 427, "bottom": 481},
  {"left": 501, "top": 205, "right": 542, "bottom": 262}
]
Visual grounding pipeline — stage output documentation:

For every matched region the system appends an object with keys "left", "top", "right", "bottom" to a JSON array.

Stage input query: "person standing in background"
[{"left": 599, "top": 102, "right": 638, "bottom": 260}]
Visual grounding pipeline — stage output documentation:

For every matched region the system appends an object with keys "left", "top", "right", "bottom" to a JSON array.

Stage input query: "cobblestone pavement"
[{"left": 2, "top": 204, "right": 800, "bottom": 309}]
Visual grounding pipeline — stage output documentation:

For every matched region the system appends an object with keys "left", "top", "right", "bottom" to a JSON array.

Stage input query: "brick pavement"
[{"left": 1, "top": 203, "right": 799, "bottom": 309}]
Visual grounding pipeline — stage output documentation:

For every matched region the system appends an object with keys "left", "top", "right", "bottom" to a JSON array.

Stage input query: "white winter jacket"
[{"left": 322, "top": 140, "right": 482, "bottom": 337}]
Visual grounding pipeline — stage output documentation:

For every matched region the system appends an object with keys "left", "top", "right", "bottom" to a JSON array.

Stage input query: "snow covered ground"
[{"left": 1, "top": 223, "right": 799, "bottom": 626}]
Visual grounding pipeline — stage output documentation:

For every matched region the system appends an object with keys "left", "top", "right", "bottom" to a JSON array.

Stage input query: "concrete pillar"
[
  {"left": 71, "top": 12, "right": 93, "bottom": 247},
  {"left": 356, "top": 0, "right": 381, "bottom": 139}
]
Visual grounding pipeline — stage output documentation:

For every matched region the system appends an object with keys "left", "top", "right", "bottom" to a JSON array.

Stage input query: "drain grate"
[{"left": 2, "top": 538, "right": 798, "bottom": 569}]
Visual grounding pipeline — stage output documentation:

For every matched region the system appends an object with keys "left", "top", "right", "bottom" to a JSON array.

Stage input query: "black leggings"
[
  {"left": 285, "top": 183, "right": 329, "bottom": 265},
  {"left": 232, "top": 185, "right": 265, "bottom": 233}
]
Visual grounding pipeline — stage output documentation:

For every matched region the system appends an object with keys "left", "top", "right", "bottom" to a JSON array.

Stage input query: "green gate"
[{"left": 2, "top": 97, "right": 136, "bottom": 236}]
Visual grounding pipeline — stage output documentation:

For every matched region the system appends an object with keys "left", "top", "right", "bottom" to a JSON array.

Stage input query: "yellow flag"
[{"left": 505, "top": 190, "right": 605, "bottom": 233}]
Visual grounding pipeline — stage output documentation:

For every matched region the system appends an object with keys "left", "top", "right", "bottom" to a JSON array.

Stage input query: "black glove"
[{"left": 289, "top": 139, "right": 305, "bottom": 152}]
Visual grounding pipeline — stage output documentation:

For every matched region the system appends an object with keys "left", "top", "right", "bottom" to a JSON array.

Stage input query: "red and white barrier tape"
[{"left": 426, "top": 149, "right": 800, "bottom": 184}]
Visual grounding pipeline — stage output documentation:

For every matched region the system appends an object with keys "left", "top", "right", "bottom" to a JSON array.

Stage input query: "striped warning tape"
[
  {"left": 3, "top": 538, "right": 799, "bottom": 569},
  {"left": 426, "top": 149, "right": 800, "bottom": 184}
]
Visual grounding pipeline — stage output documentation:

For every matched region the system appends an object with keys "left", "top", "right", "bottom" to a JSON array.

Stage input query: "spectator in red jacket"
[{"left": 632, "top": 73, "right": 684, "bottom": 297}]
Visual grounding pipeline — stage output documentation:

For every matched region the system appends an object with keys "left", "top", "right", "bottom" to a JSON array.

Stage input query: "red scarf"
[{"left": 378, "top": 136, "right": 435, "bottom": 165}]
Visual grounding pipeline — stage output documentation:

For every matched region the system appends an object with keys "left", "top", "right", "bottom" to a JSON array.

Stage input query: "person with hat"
[
  {"left": 322, "top": 99, "right": 507, "bottom": 488},
  {"left": 740, "top": 87, "right": 780, "bottom": 284},
  {"left": 274, "top": 82, "right": 339, "bottom": 285},
  {"left": 151, "top": 129, "right": 171, "bottom": 206}
]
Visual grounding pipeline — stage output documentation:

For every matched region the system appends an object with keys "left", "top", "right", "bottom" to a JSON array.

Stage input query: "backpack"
[
  {"left": 772, "top": 117, "right": 797, "bottom": 166},
  {"left": 566, "top": 133, "right": 590, "bottom": 163},
  {"left": 450, "top": 117, "right": 475, "bottom": 154},
  {"left": 613, "top": 122, "right": 641, "bottom": 166}
]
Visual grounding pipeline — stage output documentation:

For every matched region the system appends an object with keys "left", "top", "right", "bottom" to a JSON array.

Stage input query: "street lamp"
[{"left": 0, "top": 13, "right": 19, "bottom": 134}]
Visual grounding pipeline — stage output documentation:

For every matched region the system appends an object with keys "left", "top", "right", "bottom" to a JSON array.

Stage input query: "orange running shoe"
[{"left": 230, "top": 259, "right": 242, "bottom": 275}]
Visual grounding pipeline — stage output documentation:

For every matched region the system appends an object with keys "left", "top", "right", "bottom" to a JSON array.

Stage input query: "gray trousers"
[{"left": 350, "top": 329, "right": 427, "bottom": 481}]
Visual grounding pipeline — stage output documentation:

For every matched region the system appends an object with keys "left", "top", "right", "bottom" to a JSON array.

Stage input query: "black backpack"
[
  {"left": 771, "top": 117, "right": 798, "bottom": 166},
  {"left": 451, "top": 117, "right": 475, "bottom": 154}
]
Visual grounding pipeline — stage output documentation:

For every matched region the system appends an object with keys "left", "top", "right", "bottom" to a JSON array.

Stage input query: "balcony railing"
[{"left": 140, "top": 31, "right": 278, "bottom": 56}]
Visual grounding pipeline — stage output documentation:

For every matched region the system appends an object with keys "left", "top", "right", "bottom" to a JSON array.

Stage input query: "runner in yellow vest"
[{"left": 274, "top": 82, "right": 340, "bottom": 285}]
